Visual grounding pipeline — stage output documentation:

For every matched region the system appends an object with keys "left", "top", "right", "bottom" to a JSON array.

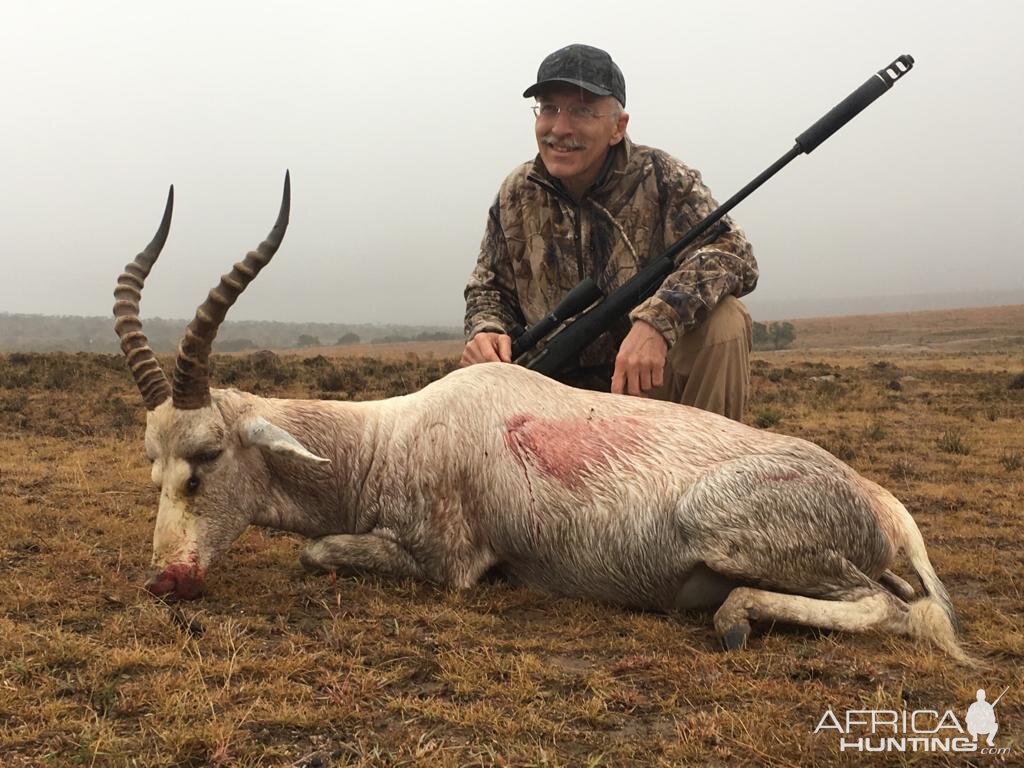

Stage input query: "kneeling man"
[{"left": 462, "top": 44, "right": 758, "bottom": 421}]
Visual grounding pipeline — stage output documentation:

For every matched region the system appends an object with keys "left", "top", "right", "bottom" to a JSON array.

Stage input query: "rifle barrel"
[{"left": 991, "top": 687, "right": 1009, "bottom": 708}]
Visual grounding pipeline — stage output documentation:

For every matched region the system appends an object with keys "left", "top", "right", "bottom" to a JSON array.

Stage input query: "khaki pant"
[
  {"left": 560, "top": 296, "right": 753, "bottom": 421},
  {"left": 647, "top": 295, "right": 752, "bottom": 420}
]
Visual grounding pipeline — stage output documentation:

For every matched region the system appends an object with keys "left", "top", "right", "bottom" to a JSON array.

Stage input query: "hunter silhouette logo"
[
  {"left": 966, "top": 688, "right": 1007, "bottom": 747},
  {"left": 814, "top": 686, "right": 1010, "bottom": 755}
]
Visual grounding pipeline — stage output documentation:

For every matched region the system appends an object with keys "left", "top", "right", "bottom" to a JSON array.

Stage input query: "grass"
[
  {"left": 1000, "top": 450, "right": 1023, "bottom": 472},
  {"left": 937, "top": 428, "right": 971, "bottom": 456},
  {"left": 779, "top": 303, "right": 1024, "bottom": 351},
  {"left": 1, "top": 327, "right": 1023, "bottom": 766},
  {"left": 862, "top": 422, "right": 886, "bottom": 441},
  {"left": 754, "top": 409, "right": 781, "bottom": 428}
]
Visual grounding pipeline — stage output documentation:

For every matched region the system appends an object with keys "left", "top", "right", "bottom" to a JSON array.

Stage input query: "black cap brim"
[{"left": 523, "top": 77, "right": 613, "bottom": 99}]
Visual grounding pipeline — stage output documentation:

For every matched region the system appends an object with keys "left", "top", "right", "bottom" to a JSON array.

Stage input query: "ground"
[{"left": 1, "top": 306, "right": 1022, "bottom": 766}]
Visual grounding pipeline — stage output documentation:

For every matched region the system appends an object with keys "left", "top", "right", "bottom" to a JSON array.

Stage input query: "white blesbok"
[{"left": 114, "top": 174, "right": 965, "bottom": 658}]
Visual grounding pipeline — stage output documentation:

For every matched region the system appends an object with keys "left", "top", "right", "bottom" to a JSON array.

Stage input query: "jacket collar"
[{"left": 529, "top": 135, "right": 633, "bottom": 202}]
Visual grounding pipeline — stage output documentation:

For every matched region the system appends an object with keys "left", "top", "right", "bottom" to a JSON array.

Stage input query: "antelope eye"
[
  {"left": 186, "top": 475, "right": 201, "bottom": 494},
  {"left": 192, "top": 450, "right": 223, "bottom": 465}
]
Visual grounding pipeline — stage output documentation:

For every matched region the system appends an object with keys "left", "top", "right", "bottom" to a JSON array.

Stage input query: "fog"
[{"left": 1, "top": 0, "right": 1021, "bottom": 326}]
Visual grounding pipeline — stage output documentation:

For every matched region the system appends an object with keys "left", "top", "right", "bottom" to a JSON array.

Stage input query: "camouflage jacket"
[{"left": 464, "top": 136, "right": 757, "bottom": 371}]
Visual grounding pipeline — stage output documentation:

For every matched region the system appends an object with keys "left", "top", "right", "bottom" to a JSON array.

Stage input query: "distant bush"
[
  {"left": 372, "top": 331, "right": 463, "bottom": 344},
  {"left": 752, "top": 321, "right": 796, "bottom": 350},
  {"left": 937, "top": 429, "right": 970, "bottom": 455},
  {"left": 219, "top": 338, "right": 256, "bottom": 352},
  {"left": 103, "top": 394, "right": 139, "bottom": 430},
  {"left": 337, "top": 333, "right": 361, "bottom": 346},
  {"left": 249, "top": 350, "right": 281, "bottom": 372},
  {"left": 890, "top": 456, "right": 917, "bottom": 479},
  {"left": 999, "top": 451, "right": 1022, "bottom": 471},
  {"left": 813, "top": 378, "right": 844, "bottom": 401},
  {"left": 755, "top": 409, "right": 781, "bottom": 428},
  {"left": 824, "top": 439, "right": 856, "bottom": 462},
  {"left": 0, "top": 391, "right": 28, "bottom": 413},
  {"left": 413, "top": 331, "right": 462, "bottom": 342},
  {"left": 318, "top": 366, "right": 366, "bottom": 394},
  {"left": 863, "top": 423, "right": 886, "bottom": 441}
]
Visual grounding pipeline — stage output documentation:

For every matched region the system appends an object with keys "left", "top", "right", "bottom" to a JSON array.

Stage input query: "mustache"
[{"left": 541, "top": 134, "right": 586, "bottom": 150}]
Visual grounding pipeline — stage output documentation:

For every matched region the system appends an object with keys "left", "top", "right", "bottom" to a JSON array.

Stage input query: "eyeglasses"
[{"left": 532, "top": 103, "right": 616, "bottom": 122}]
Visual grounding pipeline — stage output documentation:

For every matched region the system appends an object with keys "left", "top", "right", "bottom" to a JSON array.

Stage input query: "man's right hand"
[{"left": 460, "top": 332, "right": 513, "bottom": 366}]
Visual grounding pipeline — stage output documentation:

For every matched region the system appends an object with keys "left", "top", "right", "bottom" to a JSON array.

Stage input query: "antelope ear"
[{"left": 238, "top": 416, "right": 331, "bottom": 466}]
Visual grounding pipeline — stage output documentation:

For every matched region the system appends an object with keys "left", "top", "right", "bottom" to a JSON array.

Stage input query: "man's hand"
[
  {"left": 611, "top": 320, "right": 668, "bottom": 396},
  {"left": 460, "top": 332, "right": 513, "bottom": 366}
]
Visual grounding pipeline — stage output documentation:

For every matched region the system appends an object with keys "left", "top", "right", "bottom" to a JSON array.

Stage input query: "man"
[{"left": 462, "top": 44, "right": 757, "bottom": 420}]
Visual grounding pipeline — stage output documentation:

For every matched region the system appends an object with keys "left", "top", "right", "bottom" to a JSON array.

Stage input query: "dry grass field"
[
  {"left": 287, "top": 341, "right": 466, "bottom": 362},
  {"left": 1, "top": 306, "right": 1022, "bottom": 766},
  {"left": 785, "top": 304, "right": 1024, "bottom": 352}
]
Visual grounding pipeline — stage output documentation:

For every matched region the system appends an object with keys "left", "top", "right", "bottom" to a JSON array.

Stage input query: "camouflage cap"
[{"left": 523, "top": 44, "right": 626, "bottom": 107}]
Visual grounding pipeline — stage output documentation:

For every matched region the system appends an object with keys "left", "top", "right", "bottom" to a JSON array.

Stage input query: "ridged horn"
[
  {"left": 113, "top": 186, "right": 174, "bottom": 410},
  {"left": 171, "top": 171, "right": 291, "bottom": 410}
]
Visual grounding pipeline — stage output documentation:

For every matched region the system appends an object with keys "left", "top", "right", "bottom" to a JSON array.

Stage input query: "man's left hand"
[{"left": 611, "top": 320, "right": 668, "bottom": 396}]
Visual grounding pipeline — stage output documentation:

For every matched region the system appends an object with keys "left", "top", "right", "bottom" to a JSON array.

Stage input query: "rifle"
[{"left": 510, "top": 55, "right": 915, "bottom": 377}]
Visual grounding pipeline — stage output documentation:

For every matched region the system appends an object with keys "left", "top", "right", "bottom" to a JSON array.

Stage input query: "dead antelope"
[{"left": 113, "top": 174, "right": 964, "bottom": 658}]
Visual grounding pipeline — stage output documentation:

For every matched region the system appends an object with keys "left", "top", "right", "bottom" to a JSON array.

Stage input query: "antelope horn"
[
  {"left": 113, "top": 186, "right": 174, "bottom": 410},
  {"left": 172, "top": 171, "right": 291, "bottom": 410}
]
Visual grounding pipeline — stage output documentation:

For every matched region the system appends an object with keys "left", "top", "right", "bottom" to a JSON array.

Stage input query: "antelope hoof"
[
  {"left": 719, "top": 623, "right": 750, "bottom": 651},
  {"left": 300, "top": 548, "right": 326, "bottom": 575}
]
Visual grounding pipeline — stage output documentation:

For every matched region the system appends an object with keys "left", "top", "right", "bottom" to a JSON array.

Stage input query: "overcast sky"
[{"left": 1, "top": 0, "right": 1021, "bottom": 326}]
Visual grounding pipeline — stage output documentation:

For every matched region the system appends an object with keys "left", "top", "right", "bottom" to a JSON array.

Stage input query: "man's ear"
[
  {"left": 238, "top": 416, "right": 331, "bottom": 466},
  {"left": 610, "top": 111, "right": 629, "bottom": 146}
]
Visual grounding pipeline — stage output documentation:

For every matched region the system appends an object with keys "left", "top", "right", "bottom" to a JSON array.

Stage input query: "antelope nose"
[
  {"left": 144, "top": 570, "right": 174, "bottom": 596},
  {"left": 144, "top": 569, "right": 205, "bottom": 600}
]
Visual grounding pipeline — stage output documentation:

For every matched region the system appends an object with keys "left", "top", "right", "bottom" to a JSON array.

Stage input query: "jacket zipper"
[
  {"left": 573, "top": 206, "right": 584, "bottom": 282},
  {"left": 528, "top": 173, "right": 586, "bottom": 282}
]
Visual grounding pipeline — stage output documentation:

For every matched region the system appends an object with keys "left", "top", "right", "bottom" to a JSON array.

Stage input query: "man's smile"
[{"left": 542, "top": 135, "right": 586, "bottom": 154}]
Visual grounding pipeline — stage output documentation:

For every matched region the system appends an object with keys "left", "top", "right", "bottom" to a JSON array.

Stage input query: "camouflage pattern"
[{"left": 464, "top": 136, "right": 758, "bottom": 374}]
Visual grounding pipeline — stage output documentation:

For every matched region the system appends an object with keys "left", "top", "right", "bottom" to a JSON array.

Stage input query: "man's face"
[{"left": 534, "top": 86, "right": 629, "bottom": 196}]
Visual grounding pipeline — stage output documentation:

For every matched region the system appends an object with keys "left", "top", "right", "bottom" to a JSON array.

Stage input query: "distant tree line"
[
  {"left": 291, "top": 330, "right": 462, "bottom": 349},
  {"left": 370, "top": 331, "right": 463, "bottom": 345},
  {"left": 0, "top": 311, "right": 794, "bottom": 353},
  {"left": 0, "top": 313, "right": 463, "bottom": 353}
]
